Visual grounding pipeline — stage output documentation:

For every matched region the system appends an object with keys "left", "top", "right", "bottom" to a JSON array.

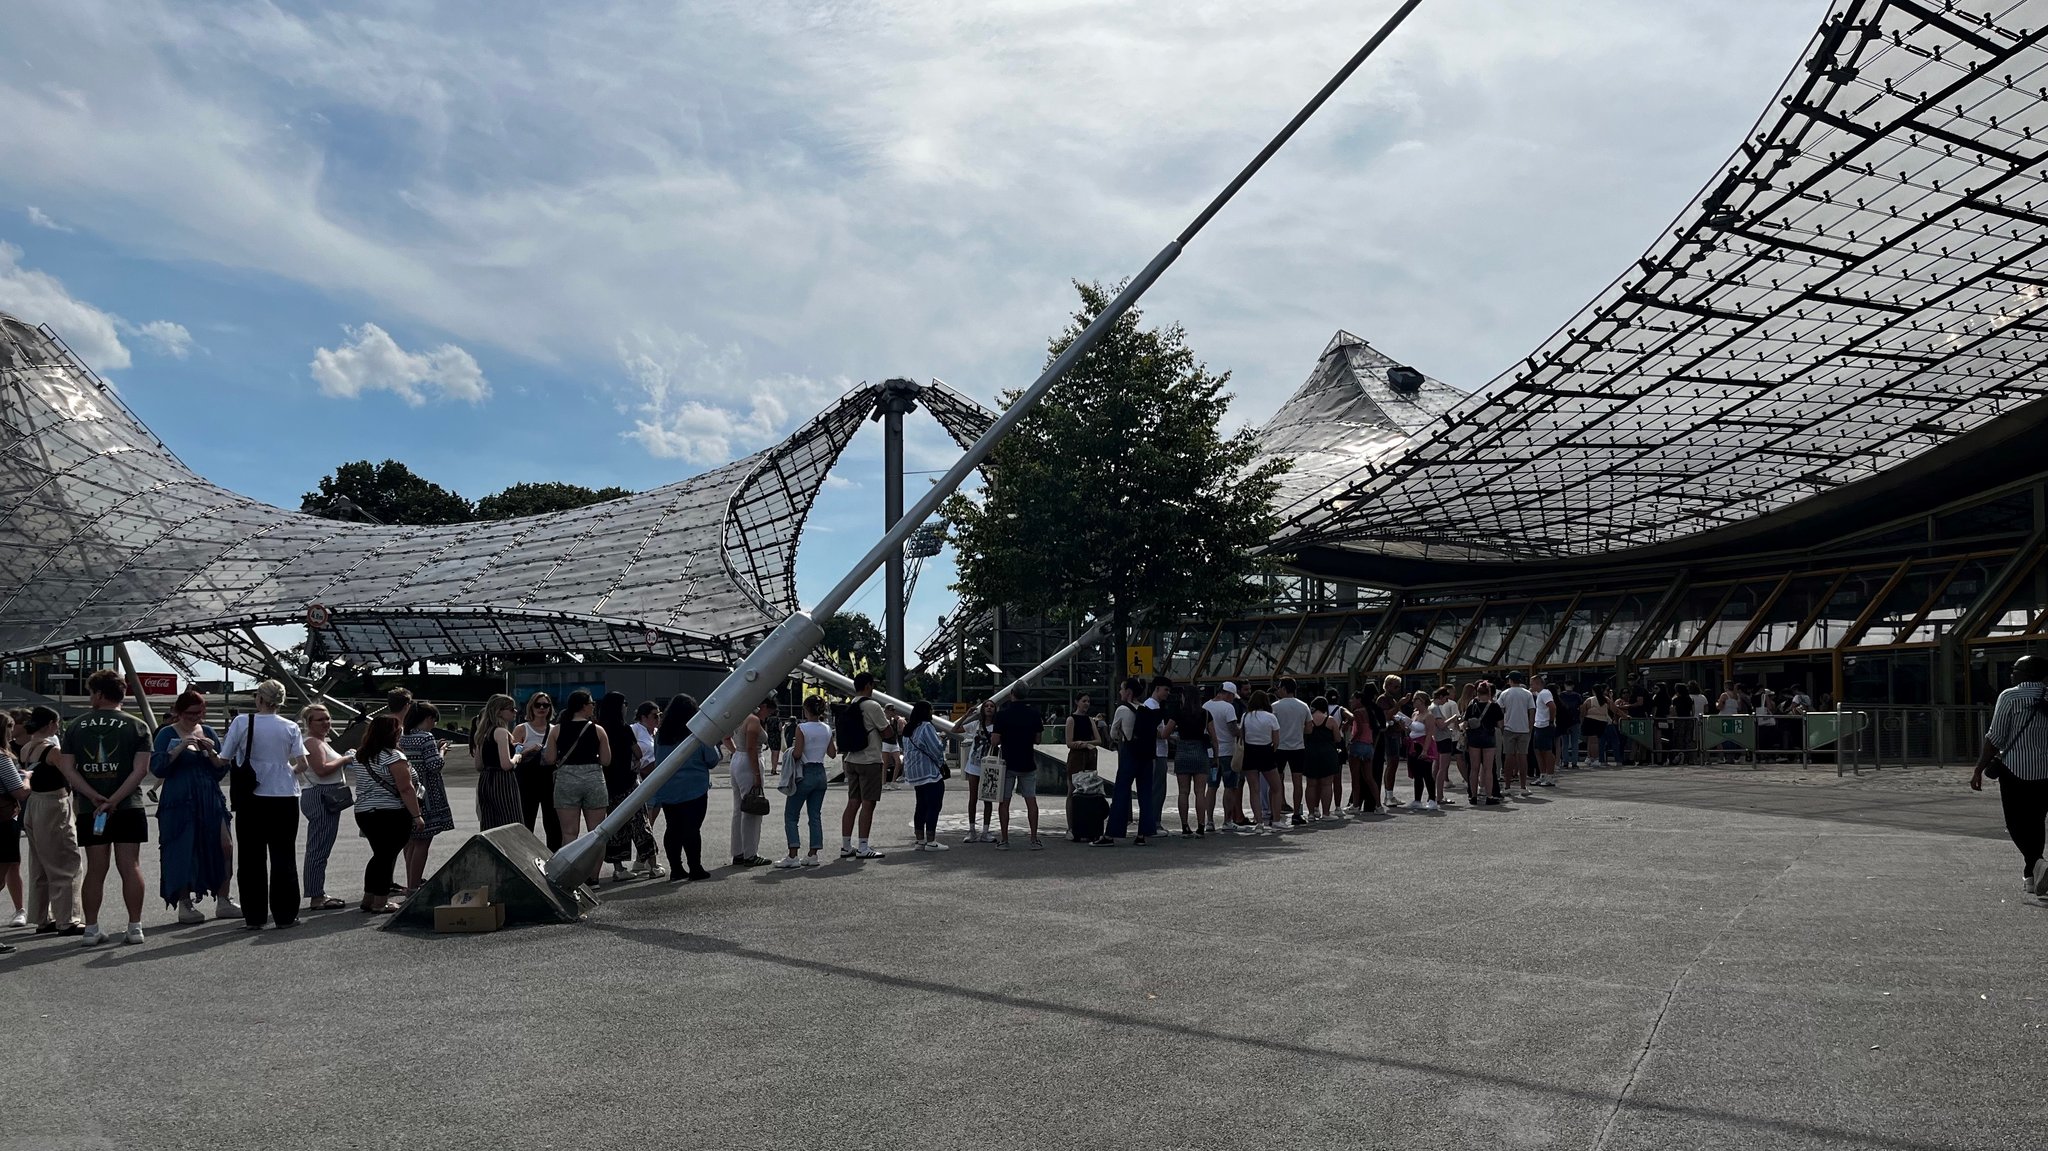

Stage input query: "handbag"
[
  {"left": 977, "top": 754, "right": 1007, "bottom": 805},
  {"left": 740, "top": 784, "right": 772, "bottom": 816},
  {"left": 319, "top": 780, "right": 355, "bottom": 814},
  {"left": 227, "top": 715, "right": 259, "bottom": 809}
]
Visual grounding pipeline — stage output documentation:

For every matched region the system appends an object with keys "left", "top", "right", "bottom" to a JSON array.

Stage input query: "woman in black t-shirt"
[{"left": 1462, "top": 682, "right": 1504, "bottom": 806}]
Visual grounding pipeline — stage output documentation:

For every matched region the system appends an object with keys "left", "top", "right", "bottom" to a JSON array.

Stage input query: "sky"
[{"left": 0, "top": 0, "right": 1828, "bottom": 668}]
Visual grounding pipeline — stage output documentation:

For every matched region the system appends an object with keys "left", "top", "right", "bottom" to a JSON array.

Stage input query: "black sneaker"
[
  {"left": 1090, "top": 836, "right": 1115, "bottom": 846},
  {"left": 1133, "top": 836, "right": 1149, "bottom": 846},
  {"left": 1291, "top": 814, "right": 1306, "bottom": 827}
]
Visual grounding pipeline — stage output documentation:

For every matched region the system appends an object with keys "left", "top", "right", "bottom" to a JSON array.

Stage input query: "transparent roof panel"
[{"left": 1265, "top": 2, "right": 2048, "bottom": 562}]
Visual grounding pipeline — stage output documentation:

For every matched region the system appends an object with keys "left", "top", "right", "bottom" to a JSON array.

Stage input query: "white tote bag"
[{"left": 976, "top": 754, "right": 1006, "bottom": 805}]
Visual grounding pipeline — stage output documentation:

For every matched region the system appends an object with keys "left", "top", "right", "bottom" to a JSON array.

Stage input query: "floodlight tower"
[{"left": 874, "top": 377, "right": 925, "bottom": 698}]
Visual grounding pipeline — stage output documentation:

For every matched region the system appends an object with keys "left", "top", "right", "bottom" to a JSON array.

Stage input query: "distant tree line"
[{"left": 301, "top": 460, "right": 631, "bottom": 525}]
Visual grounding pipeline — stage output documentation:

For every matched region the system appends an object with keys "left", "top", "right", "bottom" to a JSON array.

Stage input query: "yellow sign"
[
  {"left": 1126, "top": 645, "right": 1155, "bottom": 678},
  {"left": 950, "top": 702, "right": 972, "bottom": 722}
]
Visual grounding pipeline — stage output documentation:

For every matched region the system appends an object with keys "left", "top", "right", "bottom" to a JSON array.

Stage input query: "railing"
[
  {"left": 1861, "top": 705, "right": 1994, "bottom": 770},
  {"left": 1614, "top": 712, "right": 1870, "bottom": 774}
]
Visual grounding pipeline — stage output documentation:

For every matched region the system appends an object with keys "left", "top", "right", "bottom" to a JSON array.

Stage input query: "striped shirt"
[
  {"left": 349, "top": 750, "right": 411, "bottom": 811},
  {"left": 0, "top": 751, "right": 23, "bottom": 796},
  {"left": 1986, "top": 681, "right": 2048, "bottom": 781}
]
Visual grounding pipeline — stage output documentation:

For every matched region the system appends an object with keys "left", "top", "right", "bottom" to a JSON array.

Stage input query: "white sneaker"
[
  {"left": 801, "top": 854, "right": 822, "bottom": 868},
  {"left": 923, "top": 839, "right": 949, "bottom": 851},
  {"left": 773, "top": 856, "right": 803, "bottom": 870},
  {"left": 1267, "top": 821, "right": 1287, "bottom": 833},
  {"left": 854, "top": 845, "right": 884, "bottom": 859},
  {"left": 177, "top": 899, "right": 205, "bottom": 926},
  {"left": 980, "top": 829, "right": 998, "bottom": 843},
  {"left": 214, "top": 896, "right": 241, "bottom": 920},
  {"left": 611, "top": 863, "right": 632, "bottom": 881},
  {"left": 80, "top": 926, "right": 107, "bottom": 947},
  {"left": 124, "top": 923, "right": 145, "bottom": 945},
  {"left": 962, "top": 831, "right": 981, "bottom": 845},
  {"left": 6, "top": 908, "right": 23, "bottom": 928},
  {"left": 1424, "top": 799, "right": 1439, "bottom": 811}
]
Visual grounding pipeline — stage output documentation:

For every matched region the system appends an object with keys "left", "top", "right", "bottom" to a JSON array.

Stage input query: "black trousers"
[
  {"left": 235, "top": 795, "right": 300, "bottom": 927},
  {"left": 1999, "top": 773, "right": 2048, "bottom": 875},
  {"left": 605, "top": 781, "right": 658, "bottom": 865},
  {"left": 661, "top": 796, "right": 707, "bottom": 876},
  {"left": 356, "top": 808, "right": 412, "bottom": 900},
  {"left": 517, "top": 760, "right": 562, "bottom": 851}
]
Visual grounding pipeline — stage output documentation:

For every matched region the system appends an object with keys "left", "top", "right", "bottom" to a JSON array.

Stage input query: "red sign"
[{"left": 136, "top": 672, "right": 179, "bottom": 697}]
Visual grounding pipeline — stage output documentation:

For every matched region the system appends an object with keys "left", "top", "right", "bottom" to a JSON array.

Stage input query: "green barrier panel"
[
  {"left": 1620, "top": 717, "right": 1656, "bottom": 749},
  {"left": 1704, "top": 715, "right": 1755, "bottom": 750},
  {"left": 1803, "top": 711, "right": 1866, "bottom": 750}
]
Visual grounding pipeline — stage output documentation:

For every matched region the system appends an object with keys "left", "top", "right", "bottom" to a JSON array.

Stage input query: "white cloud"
[
  {"left": 123, "top": 317, "right": 193, "bottom": 358},
  {"left": 0, "top": 240, "right": 130, "bottom": 370},
  {"left": 24, "top": 205, "right": 71, "bottom": 231},
  {"left": 619, "top": 328, "right": 838, "bottom": 465},
  {"left": 0, "top": 0, "right": 1822, "bottom": 441},
  {"left": 310, "top": 322, "right": 489, "bottom": 405}
]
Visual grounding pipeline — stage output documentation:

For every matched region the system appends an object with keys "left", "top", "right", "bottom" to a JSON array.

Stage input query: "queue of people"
[{"left": 0, "top": 660, "right": 1993, "bottom": 953}]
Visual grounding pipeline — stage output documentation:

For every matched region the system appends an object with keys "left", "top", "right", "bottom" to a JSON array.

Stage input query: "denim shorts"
[
  {"left": 1000, "top": 765, "right": 1035, "bottom": 800},
  {"left": 553, "top": 763, "right": 608, "bottom": 809},
  {"left": 1348, "top": 740, "right": 1374, "bottom": 761}
]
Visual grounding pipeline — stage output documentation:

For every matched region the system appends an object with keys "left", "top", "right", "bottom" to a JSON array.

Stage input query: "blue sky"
[{"left": 0, "top": 0, "right": 1825, "bottom": 662}]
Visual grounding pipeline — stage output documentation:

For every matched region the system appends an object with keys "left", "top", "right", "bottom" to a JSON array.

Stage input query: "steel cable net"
[
  {"left": 1272, "top": 0, "right": 2048, "bottom": 562},
  {"left": 0, "top": 315, "right": 998, "bottom": 667}
]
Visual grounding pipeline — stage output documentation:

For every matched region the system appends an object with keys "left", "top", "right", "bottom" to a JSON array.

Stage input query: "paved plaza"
[{"left": 3, "top": 758, "right": 2040, "bottom": 1151}]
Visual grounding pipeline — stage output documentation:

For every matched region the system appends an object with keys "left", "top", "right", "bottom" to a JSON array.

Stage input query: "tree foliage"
[
  {"left": 303, "top": 464, "right": 633, "bottom": 526},
  {"left": 302, "top": 460, "right": 473, "bottom": 526},
  {"left": 475, "top": 481, "right": 631, "bottom": 520},
  {"left": 943, "top": 281, "right": 1289, "bottom": 658},
  {"left": 820, "top": 611, "right": 887, "bottom": 671}
]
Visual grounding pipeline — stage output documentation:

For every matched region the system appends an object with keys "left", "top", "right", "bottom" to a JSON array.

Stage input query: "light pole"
[{"left": 875, "top": 377, "right": 923, "bottom": 700}]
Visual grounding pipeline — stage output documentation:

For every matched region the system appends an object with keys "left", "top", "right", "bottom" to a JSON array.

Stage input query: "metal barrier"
[
  {"left": 1863, "top": 705, "right": 1993, "bottom": 770},
  {"left": 1613, "top": 712, "right": 1866, "bottom": 773}
]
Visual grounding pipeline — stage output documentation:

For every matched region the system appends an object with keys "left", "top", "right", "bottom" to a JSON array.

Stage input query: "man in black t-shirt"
[
  {"left": 52, "top": 670, "right": 153, "bottom": 946},
  {"left": 992, "top": 695, "right": 1046, "bottom": 849}
]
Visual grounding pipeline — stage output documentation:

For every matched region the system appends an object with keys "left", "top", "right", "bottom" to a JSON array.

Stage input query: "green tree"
[
  {"left": 943, "top": 281, "right": 1288, "bottom": 670},
  {"left": 475, "top": 481, "right": 632, "bottom": 520},
  {"left": 301, "top": 460, "right": 474, "bottom": 525},
  {"left": 819, "top": 611, "right": 887, "bottom": 671}
]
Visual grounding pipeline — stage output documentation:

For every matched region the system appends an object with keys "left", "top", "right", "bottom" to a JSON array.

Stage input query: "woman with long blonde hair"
[
  {"left": 473, "top": 694, "right": 522, "bottom": 831},
  {"left": 297, "top": 702, "right": 356, "bottom": 911}
]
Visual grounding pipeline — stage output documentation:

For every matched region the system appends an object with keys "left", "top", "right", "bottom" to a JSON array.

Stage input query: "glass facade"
[{"left": 1180, "top": 479, "right": 2047, "bottom": 707}]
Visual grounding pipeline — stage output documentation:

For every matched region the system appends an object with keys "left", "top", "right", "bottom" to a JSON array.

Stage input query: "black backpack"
[{"left": 835, "top": 701, "right": 870, "bottom": 755}]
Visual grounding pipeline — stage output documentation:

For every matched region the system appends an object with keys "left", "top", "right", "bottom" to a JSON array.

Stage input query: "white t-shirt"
[
  {"left": 1144, "top": 697, "right": 1167, "bottom": 757},
  {"left": 1431, "top": 700, "right": 1460, "bottom": 732},
  {"left": 634, "top": 723, "right": 656, "bottom": 763},
  {"left": 219, "top": 712, "right": 305, "bottom": 798},
  {"left": 794, "top": 720, "right": 833, "bottom": 765},
  {"left": 1691, "top": 694, "right": 1710, "bottom": 719},
  {"left": 1497, "top": 685, "right": 1536, "bottom": 734},
  {"left": 1202, "top": 699, "right": 1239, "bottom": 756},
  {"left": 1270, "top": 696, "right": 1310, "bottom": 751},
  {"left": 1533, "top": 688, "right": 1555, "bottom": 729},
  {"left": 1240, "top": 710, "right": 1279, "bottom": 747}
]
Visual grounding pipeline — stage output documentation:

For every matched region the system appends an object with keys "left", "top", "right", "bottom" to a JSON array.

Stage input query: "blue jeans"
[
  {"left": 1560, "top": 723, "right": 1583, "bottom": 766},
  {"left": 1108, "top": 744, "right": 1140, "bottom": 838},
  {"left": 785, "top": 763, "right": 827, "bottom": 851},
  {"left": 1108, "top": 744, "right": 1165, "bottom": 838}
]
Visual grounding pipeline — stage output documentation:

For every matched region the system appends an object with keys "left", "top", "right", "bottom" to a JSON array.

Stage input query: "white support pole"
[{"left": 116, "top": 642, "right": 157, "bottom": 728}]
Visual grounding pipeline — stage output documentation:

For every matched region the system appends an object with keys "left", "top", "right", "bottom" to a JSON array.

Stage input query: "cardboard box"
[{"left": 433, "top": 886, "right": 506, "bottom": 933}]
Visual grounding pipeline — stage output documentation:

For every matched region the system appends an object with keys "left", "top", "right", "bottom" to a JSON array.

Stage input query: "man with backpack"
[{"left": 838, "top": 672, "right": 894, "bottom": 859}]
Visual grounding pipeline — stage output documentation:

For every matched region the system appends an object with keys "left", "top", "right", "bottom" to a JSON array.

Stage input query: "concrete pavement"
[{"left": 2, "top": 759, "right": 2041, "bottom": 1150}]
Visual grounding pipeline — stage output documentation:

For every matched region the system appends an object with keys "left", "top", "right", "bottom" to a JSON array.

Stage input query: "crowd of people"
[{"left": 0, "top": 660, "right": 1893, "bottom": 951}]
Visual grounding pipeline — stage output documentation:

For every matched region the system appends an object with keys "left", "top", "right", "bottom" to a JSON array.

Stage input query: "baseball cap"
[{"left": 1221, "top": 682, "right": 1239, "bottom": 695}]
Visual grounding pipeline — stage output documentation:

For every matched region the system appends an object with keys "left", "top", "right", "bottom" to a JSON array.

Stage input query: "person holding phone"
[
  {"left": 51, "top": 670, "right": 154, "bottom": 946},
  {"left": 151, "top": 690, "right": 237, "bottom": 924},
  {"left": 348, "top": 716, "right": 423, "bottom": 914},
  {"left": 397, "top": 702, "right": 454, "bottom": 892}
]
